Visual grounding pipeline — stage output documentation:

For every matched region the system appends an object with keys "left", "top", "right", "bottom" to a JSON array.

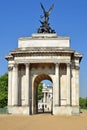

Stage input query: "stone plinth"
[
  {"left": 18, "top": 33, "right": 70, "bottom": 48},
  {"left": 8, "top": 106, "right": 30, "bottom": 115}
]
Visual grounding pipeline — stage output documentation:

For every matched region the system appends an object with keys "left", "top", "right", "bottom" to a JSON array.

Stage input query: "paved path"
[{"left": 0, "top": 113, "right": 87, "bottom": 130}]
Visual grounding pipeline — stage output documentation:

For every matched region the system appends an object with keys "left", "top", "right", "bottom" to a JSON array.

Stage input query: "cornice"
[
  {"left": 5, "top": 55, "right": 14, "bottom": 61},
  {"left": 9, "top": 47, "right": 74, "bottom": 56},
  {"left": 18, "top": 34, "right": 70, "bottom": 41},
  {"left": 11, "top": 47, "right": 72, "bottom": 52},
  {"left": 10, "top": 51, "right": 73, "bottom": 57},
  {"left": 5, "top": 47, "right": 82, "bottom": 62}
]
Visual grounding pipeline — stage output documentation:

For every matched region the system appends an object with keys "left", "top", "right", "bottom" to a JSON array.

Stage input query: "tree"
[
  {"left": 38, "top": 82, "right": 43, "bottom": 100},
  {"left": 85, "top": 97, "right": 87, "bottom": 108},
  {"left": 79, "top": 97, "right": 87, "bottom": 109},
  {"left": 0, "top": 73, "right": 8, "bottom": 108}
]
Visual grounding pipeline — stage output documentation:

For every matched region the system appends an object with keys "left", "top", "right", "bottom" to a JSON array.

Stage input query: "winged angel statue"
[
  {"left": 40, "top": 3, "right": 54, "bottom": 23},
  {"left": 37, "top": 3, "right": 56, "bottom": 33}
]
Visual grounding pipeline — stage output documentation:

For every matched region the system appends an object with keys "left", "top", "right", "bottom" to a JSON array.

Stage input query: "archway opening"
[{"left": 33, "top": 74, "right": 53, "bottom": 114}]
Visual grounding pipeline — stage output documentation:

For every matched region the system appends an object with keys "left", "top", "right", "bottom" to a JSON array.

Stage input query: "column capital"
[
  {"left": 26, "top": 63, "right": 30, "bottom": 67},
  {"left": 8, "top": 66, "right": 13, "bottom": 71},
  {"left": 55, "top": 63, "right": 60, "bottom": 66},
  {"left": 14, "top": 63, "right": 18, "bottom": 68},
  {"left": 67, "top": 63, "right": 71, "bottom": 67},
  {"left": 75, "top": 65, "right": 80, "bottom": 70}
]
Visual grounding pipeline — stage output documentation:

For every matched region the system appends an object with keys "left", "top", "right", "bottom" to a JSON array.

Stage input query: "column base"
[
  {"left": 72, "top": 106, "right": 80, "bottom": 115},
  {"left": 8, "top": 106, "right": 30, "bottom": 115},
  {"left": 53, "top": 106, "right": 80, "bottom": 115}
]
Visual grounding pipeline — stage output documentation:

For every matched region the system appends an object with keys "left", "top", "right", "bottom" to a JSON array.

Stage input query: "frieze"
[{"left": 14, "top": 59, "right": 71, "bottom": 64}]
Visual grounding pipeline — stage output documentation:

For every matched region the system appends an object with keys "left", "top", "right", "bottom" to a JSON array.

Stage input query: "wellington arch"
[
  {"left": 5, "top": 4, "right": 82, "bottom": 115},
  {"left": 5, "top": 33, "right": 82, "bottom": 115}
]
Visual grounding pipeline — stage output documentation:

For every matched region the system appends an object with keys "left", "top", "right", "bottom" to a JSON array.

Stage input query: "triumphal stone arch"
[
  {"left": 6, "top": 33, "right": 82, "bottom": 115},
  {"left": 5, "top": 4, "right": 82, "bottom": 115}
]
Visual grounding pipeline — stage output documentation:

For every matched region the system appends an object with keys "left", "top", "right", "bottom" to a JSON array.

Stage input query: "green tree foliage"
[
  {"left": 38, "top": 82, "right": 43, "bottom": 100},
  {"left": 79, "top": 97, "right": 87, "bottom": 109},
  {"left": 0, "top": 73, "right": 8, "bottom": 108},
  {"left": 85, "top": 97, "right": 87, "bottom": 108}
]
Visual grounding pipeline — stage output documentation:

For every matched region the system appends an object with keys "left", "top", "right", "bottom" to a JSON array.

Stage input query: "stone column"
[
  {"left": 8, "top": 65, "right": 13, "bottom": 106},
  {"left": 71, "top": 64, "right": 75, "bottom": 106},
  {"left": 43, "top": 92, "right": 45, "bottom": 103},
  {"left": 12, "top": 64, "right": 18, "bottom": 106},
  {"left": 18, "top": 69, "right": 21, "bottom": 106},
  {"left": 75, "top": 66, "right": 80, "bottom": 106},
  {"left": 54, "top": 63, "right": 60, "bottom": 106},
  {"left": 67, "top": 63, "right": 71, "bottom": 106},
  {"left": 25, "top": 63, "right": 30, "bottom": 106}
]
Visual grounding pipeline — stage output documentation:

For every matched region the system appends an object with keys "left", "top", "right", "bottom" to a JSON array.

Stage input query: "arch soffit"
[{"left": 34, "top": 73, "right": 52, "bottom": 85}]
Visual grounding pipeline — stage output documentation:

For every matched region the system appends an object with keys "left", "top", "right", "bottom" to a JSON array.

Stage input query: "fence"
[{"left": 0, "top": 107, "right": 8, "bottom": 114}]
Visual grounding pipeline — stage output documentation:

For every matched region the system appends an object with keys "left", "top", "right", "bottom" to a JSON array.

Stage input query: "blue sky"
[{"left": 0, "top": 0, "right": 87, "bottom": 97}]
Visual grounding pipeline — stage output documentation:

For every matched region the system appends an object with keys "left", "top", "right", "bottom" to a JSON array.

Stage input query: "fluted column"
[
  {"left": 8, "top": 66, "right": 13, "bottom": 106},
  {"left": 75, "top": 66, "right": 80, "bottom": 106},
  {"left": 67, "top": 63, "right": 71, "bottom": 106},
  {"left": 43, "top": 92, "right": 45, "bottom": 103},
  {"left": 12, "top": 64, "right": 18, "bottom": 106},
  {"left": 25, "top": 63, "right": 30, "bottom": 106},
  {"left": 54, "top": 63, "right": 60, "bottom": 106}
]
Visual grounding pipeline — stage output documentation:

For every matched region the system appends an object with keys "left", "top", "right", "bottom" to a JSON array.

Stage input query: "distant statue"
[
  {"left": 37, "top": 3, "right": 56, "bottom": 34},
  {"left": 40, "top": 3, "right": 54, "bottom": 24}
]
